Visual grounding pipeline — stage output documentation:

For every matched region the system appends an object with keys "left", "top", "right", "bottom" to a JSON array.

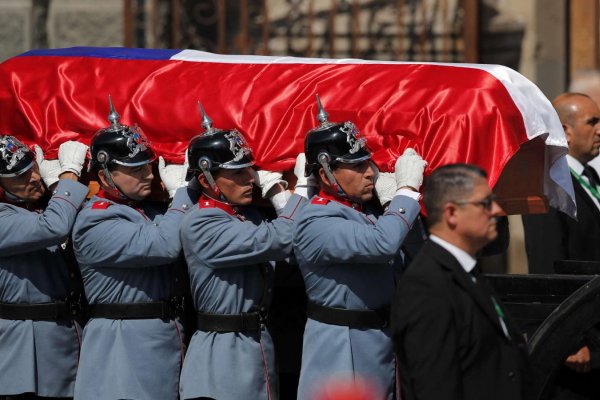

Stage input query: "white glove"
[
  {"left": 254, "top": 170, "right": 288, "bottom": 199},
  {"left": 394, "top": 148, "right": 427, "bottom": 191},
  {"left": 293, "top": 153, "right": 318, "bottom": 199},
  {"left": 58, "top": 140, "right": 88, "bottom": 176},
  {"left": 374, "top": 172, "right": 396, "bottom": 207},
  {"left": 34, "top": 145, "right": 61, "bottom": 188},
  {"left": 159, "top": 156, "right": 188, "bottom": 198}
]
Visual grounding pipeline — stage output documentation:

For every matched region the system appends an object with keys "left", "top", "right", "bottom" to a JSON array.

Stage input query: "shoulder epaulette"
[
  {"left": 91, "top": 200, "right": 112, "bottom": 210},
  {"left": 311, "top": 196, "right": 329, "bottom": 205}
]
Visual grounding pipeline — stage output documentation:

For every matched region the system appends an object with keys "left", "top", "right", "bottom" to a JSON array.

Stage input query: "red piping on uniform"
[
  {"left": 279, "top": 196, "right": 303, "bottom": 220},
  {"left": 173, "top": 320, "right": 184, "bottom": 367},
  {"left": 259, "top": 338, "right": 273, "bottom": 400}
]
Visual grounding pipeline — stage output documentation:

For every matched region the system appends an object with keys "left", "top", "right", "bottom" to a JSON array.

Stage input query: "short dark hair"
[{"left": 424, "top": 163, "right": 487, "bottom": 224}]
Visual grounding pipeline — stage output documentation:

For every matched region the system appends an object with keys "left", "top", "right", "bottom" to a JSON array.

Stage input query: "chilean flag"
[{"left": 0, "top": 47, "right": 574, "bottom": 215}]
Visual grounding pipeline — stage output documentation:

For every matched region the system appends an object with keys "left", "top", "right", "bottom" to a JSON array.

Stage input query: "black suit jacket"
[
  {"left": 522, "top": 174, "right": 600, "bottom": 398},
  {"left": 391, "top": 241, "right": 531, "bottom": 400},
  {"left": 522, "top": 174, "right": 600, "bottom": 274}
]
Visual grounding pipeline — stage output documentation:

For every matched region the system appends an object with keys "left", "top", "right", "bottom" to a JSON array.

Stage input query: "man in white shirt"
[
  {"left": 522, "top": 92, "right": 600, "bottom": 271},
  {"left": 391, "top": 163, "right": 531, "bottom": 400},
  {"left": 522, "top": 92, "right": 600, "bottom": 399}
]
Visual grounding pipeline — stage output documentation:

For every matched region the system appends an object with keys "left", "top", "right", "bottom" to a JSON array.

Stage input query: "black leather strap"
[
  {"left": 0, "top": 301, "right": 71, "bottom": 320},
  {"left": 196, "top": 311, "right": 263, "bottom": 332},
  {"left": 307, "top": 301, "right": 390, "bottom": 329},
  {"left": 89, "top": 300, "right": 181, "bottom": 320}
]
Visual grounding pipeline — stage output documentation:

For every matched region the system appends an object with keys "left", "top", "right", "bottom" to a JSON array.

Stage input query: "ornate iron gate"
[{"left": 124, "top": 0, "right": 479, "bottom": 62}]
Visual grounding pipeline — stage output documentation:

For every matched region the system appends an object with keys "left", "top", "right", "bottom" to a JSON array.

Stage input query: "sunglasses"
[{"left": 453, "top": 194, "right": 497, "bottom": 211}]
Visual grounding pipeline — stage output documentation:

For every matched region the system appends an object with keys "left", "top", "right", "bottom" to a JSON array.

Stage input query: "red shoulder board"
[
  {"left": 311, "top": 196, "right": 329, "bottom": 205},
  {"left": 91, "top": 201, "right": 112, "bottom": 210},
  {"left": 199, "top": 199, "right": 215, "bottom": 208}
]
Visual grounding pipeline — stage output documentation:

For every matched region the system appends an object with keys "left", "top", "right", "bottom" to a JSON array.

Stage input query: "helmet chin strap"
[
  {"left": 318, "top": 153, "right": 347, "bottom": 198},
  {"left": 199, "top": 162, "right": 230, "bottom": 203},
  {"left": 101, "top": 166, "right": 130, "bottom": 201}
]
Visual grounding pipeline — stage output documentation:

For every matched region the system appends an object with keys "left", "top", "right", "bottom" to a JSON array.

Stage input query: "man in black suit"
[
  {"left": 391, "top": 164, "right": 531, "bottom": 400},
  {"left": 522, "top": 93, "right": 600, "bottom": 399},
  {"left": 523, "top": 93, "right": 600, "bottom": 274}
]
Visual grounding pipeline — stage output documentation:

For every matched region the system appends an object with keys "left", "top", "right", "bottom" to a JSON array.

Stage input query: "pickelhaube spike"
[
  {"left": 197, "top": 102, "right": 215, "bottom": 134},
  {"left": 107, "top": 95, "right": 120, "bottom": 128},
  {"left": 316, "top": 94, "right": 329, "bottom": 126}
]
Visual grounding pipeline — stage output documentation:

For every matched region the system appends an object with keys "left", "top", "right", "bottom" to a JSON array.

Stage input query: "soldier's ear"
[
  {"left": 318, "top": 167, "right": 330, "bottom": 186},
  {"left": 97, "top": 169, "right": 109, "bottom": 188},
  {"left": 197, "top": 173, "right": 211, "bottom": 190}
]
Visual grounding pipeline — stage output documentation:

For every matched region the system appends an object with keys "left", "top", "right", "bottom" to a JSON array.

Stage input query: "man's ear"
[
  {"left": 318, "top": 167, "right": 331, "bottom": 186},
  {"left": 563, "top": 123, "right": 573, "bottom": 145},
  {"left": 97, "top": 169, "right": 109, "bottom": 188},
  {"left": 197, "top": 173, "right": 210, "bottom": 190},
  {"left": 443, "top": 202, "right": 459, "bottom": 229}
]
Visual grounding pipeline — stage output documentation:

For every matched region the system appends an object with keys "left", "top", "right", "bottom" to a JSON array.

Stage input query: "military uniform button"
[
  {"left": 52, "top": 190, "right": 57, "bottom": 195},
  {"left": 508, "top": 371, "right": 515, "bottom": 380},
  {"left": 182, "top": 204, "right": 189, "bottom": 210},
  {"left": 398, "top": 208, "right": 405, "bottom": 214},
  {"left": 64, "top": 191, "right": 71, "bottom": 196}
]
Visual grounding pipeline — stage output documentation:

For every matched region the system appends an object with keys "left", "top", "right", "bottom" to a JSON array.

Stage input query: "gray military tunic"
[
  {"left": 72, "top": 187, "right": 196, "bottom": 400},
  {"left": 0, "top": 179, "right": 88, "bottom": 397},
  {"left": 294, "top": 191, "right": 420, "bottom": 400},
  {"left": 179, "top": 193, "right": 306, "bottom": 400}
]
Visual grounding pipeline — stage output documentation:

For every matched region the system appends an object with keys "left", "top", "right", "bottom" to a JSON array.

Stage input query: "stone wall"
[{"left": 0, "top": 0, "right": 123, "bottom": 62}]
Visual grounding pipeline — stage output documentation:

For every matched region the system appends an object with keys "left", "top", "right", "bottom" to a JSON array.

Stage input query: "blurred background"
[{"left": 0, "top": 0, "right": 595, "bottom": 274}]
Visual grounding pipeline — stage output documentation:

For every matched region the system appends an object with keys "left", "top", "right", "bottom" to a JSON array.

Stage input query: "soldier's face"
[
  {"left": 0, "top": 163, "right": 45, "bottom": 202},
  {"left": 109, "top": 163, "right": 154, "bottom": 200},
  {"left": 330, "top": 160, "right": 375, "bottom": 203},
  {"left": 214, "top": 167, "right": 255, "bottom": 205}
]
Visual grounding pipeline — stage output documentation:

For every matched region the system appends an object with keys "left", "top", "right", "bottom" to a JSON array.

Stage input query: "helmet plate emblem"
[
  {"left": 124, "top": 129, "right": 148, "bottom": 158},
  {"left": 340, "top": 122, "right": 366, "bottom": 154},
  {"left": 225, "top": 131, "right": 251, "bottom": 162},
  {"left": 0, "top": 136, "right": 27, "bottom": 171}
]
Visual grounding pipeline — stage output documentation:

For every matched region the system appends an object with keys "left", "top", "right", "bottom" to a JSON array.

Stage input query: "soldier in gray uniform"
[
  {"left": 0, "top": 135, "right": 88, "bottom": 399},
  {"left": 179, "top": 106, "right": 307, "bottom": 400},
  {"left": 293, "top": 96, "right": 428, "bottom": 400},
  {"left": 72, "top": 99, "right": 197, "bottom": 400}
]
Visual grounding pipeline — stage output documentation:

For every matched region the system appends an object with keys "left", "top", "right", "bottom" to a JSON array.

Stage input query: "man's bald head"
[
  {"left": 553, "top": 93, "right": 600, "bottom": 164},
  {"left": 552, "top": 93, "right": 592, "bottom": 126}
]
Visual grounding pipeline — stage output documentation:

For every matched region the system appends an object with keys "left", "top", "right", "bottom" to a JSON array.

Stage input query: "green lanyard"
[
  {"left": 570, "top": 168, "right": 600, "bottom": 202},
  {"left": 492, "top": 297, "right": 505, "bottom": 320},
  {"left": 491, "top": 296, "right": 511, "bottom": 340}
]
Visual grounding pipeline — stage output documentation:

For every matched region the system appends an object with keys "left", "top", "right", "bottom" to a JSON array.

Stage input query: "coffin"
[{"left": 0, "top": 48, "right": 575, "bottom": 215}]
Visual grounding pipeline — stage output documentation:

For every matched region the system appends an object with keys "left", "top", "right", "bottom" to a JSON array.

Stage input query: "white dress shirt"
[
  {"left": 567, "top": 155, "right": 600, "bottom": 211},
  {"left": 429, "top": 234, "right": 477, "bottom": 274}
]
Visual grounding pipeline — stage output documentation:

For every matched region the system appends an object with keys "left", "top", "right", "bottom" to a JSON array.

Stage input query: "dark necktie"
[{"left": 582, "top": 164, "right": 600, "bottom": 190}]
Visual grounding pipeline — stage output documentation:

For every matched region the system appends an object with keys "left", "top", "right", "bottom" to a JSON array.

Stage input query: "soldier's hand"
[
  {"left": 254, "top": 170, "right": 288, "bottom": 199},
  {"left": 375, "top": 172, "right": 396, "bottom": 208},
  {"left": 394, "top": 148, "right": 427, "bottom": 191},
  {"left": 58, "top": 140, "right": 88, "bottom": 177},
  {"left": 158, "top": 156, "right": 187, "bottom": 198},
  {"left": 34, "top": 145, "right": 61, "bottom": 188},
  {"left": 294, "top": 153, "right": 318, "bottom": 199},
  {"left": 565, "top": 346, "right": 591, "bottom": 373}
]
